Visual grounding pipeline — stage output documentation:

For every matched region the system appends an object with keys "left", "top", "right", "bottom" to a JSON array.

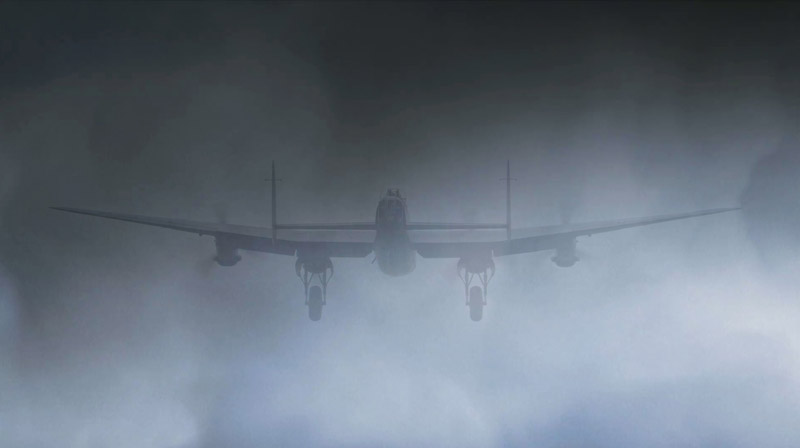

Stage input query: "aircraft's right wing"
[
  {"left": 51, "top": 207, "right": 374, "bottom": 258},
  {"left": 414, "top": 207, "right": 739, "bottom": 258}
]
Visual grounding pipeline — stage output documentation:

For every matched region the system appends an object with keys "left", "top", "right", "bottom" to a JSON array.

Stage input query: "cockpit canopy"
[
  {"left": 377, "top": 189, "right": 406, "bottom": 224},
  {"left": 385, "top": 188, "right": 403, "bottom": 198}
]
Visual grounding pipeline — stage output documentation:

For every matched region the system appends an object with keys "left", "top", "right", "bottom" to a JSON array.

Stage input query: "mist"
[{"left": 2, "top": 2, "right": 800, "bottom": 447}]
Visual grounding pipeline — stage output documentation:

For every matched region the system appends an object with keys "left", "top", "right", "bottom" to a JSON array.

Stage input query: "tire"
[
  {"left": 308, "top": 285, "right": 323, "bottom": 321},
  {"left": 468, "top": 285, "right": 484, "bottom": 322}
]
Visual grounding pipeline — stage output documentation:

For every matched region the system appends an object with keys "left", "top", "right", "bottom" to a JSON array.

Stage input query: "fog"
[{"left": 1, "top": 2, "right": 800, "bottom": 447}]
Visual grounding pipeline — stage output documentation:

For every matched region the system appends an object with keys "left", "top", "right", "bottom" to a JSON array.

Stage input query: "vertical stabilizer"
[
  {"left": 271, "top": 161, "right": 277, "bottom": 243},
  {"left": 506, "top": 160, "right": 512, "bottom": 238}
]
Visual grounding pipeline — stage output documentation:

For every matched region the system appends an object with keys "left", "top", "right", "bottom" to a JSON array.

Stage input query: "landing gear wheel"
[
  {"left": 296, "top": 256, "right": 333, "bottom": 321},
  {"left": 459, "top": 256, "right": 493, "bottom": 321},
  {"left": 468, "top": 286, "right": 484, "bottom": 322},
  {"left": 308, "top": 285, "right": 324, "bottom": 321}
]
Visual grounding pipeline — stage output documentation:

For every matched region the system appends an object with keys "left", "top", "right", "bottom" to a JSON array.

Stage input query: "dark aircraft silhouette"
[{"left": 53, "top": 162, "right": 739, "bottom": 321}]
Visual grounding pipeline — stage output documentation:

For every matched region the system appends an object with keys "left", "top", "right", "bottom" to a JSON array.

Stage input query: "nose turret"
[
  {"left": 385, "top": 188, "right": 402, "bottom": 198},
  {"left": 376, "top": 189, "right": 407, "bottom": 225}
]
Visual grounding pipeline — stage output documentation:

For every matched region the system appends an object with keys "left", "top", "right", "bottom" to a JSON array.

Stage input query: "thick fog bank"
[{"left": 1, "top": 3, "right": 800, "bottom": 447}]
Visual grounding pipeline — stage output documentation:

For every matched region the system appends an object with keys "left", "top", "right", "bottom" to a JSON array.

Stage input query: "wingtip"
[
  {"left": 50, "top": 206, "right": 96, "bottom": 216},
  {"left": 703, "top": 207, "right": 741, "bottom": 215},
  {"left": 50, "top": 206, "right": 89, "bottom": 216}
]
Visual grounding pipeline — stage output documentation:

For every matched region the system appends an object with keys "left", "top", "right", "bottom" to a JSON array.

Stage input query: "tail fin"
[
  {"left": 271, "top": 161, "right": 277, "bottom": 242},
  {"left": 505, "top": 160, "right": 512, "bottom": 238}
]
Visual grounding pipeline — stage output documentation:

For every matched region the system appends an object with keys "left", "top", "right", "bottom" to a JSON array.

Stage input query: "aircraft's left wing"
[
  {"left": 414, "top": 207, "right": 739, "bottom": 258},
  {"left": 51, "top": 207, "right": 374, "bottom": 258}
]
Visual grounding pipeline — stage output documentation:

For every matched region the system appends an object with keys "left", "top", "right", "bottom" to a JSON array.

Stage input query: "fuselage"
[{"left": 373, "top": 189, "right": 416, "bottom": 276}]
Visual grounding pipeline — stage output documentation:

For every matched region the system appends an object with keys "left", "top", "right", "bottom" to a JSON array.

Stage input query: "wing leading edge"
[
  {"left": 415, "top": 207, "right": 739, "bottom": 258},
  {"left": 51, "top": 207, "right": 373, "bottom": 258},
  {"left": 53, "top": 205, "right": 739, "bottom": 259}
]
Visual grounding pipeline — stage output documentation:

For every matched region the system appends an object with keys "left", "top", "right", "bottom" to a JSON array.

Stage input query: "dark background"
[{"left": 1, "top": 2, "right": 799, "bottom": 447}]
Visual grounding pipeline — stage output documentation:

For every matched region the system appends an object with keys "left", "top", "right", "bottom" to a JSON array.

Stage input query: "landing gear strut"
[
  {"left": 295, "top": 256, "right": 333, "bottom": 321},
  {"left": 457, "top": 255, "right": 495, "bottom": 322}
]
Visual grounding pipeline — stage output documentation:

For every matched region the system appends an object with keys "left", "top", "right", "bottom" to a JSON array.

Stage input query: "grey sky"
[{"left": 1, "top": 2, "right": 799, "bottom": 447}]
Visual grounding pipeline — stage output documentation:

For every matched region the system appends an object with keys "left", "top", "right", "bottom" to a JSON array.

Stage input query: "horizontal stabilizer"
[
  {"left": 406, "top": 222, "right": 506, "bottom": 230},
  {"left": 277, "top": 222, "right": 376, "bottom": 230}
]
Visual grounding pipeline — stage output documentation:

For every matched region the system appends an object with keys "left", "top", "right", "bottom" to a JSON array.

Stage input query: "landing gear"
[
  {"left": 458, "top": 255, "right": 494, "bottom": 322},
  {"left": 307, "top": 285, "right": 323, "bottom": 321},
  {"left": 295, "top": 256, "right": 333, "bottom": 321},
  {"left": 468, "top": 286, "right": 484, "bottom": 322}
]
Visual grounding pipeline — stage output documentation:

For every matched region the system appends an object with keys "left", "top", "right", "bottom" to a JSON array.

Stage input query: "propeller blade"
[
  {"left": 213, "top": 203, "right": 228, "bottom": 224},
  {"left": 196, "top": 256, "right": 216, "bottom": 278}
]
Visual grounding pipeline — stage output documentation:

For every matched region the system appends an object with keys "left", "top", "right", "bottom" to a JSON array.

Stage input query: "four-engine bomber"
[{"left": 53, "top": 162, "right": 739, "bottom": 321}]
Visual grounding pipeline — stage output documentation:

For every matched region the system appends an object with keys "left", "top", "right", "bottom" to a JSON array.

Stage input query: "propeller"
[
  {"left": 556, "top": 197, "right": 592, "bottom": 262},
  {"left": 558, "top": 196, "right": 579, "bottom": 226},
  {"left": 213, "top": 202, "right": 227, "bottom": 225},
  {"left": 196, "top": 203, "right": 229, "bottom": 277}
]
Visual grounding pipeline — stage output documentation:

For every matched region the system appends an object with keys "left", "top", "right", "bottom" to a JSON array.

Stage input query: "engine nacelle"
[
  {"left": 214, "top": 237, "right": 241, "bottom": 267},
  {"left": 551, "top": 239, "right": 579, "bottom": 268}
]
